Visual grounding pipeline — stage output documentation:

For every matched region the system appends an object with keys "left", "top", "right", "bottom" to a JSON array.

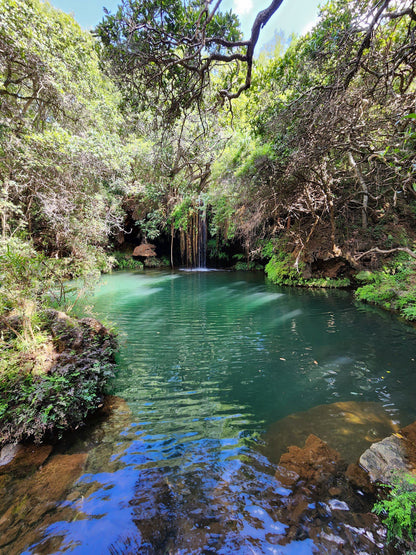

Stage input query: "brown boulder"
[
  {"left": 133, "top": 243, "right": 156, "bottom": 258},
  {"left": 276, "top": 434, "right": 344, "bottom": 486},
  {"left": 359, "top": 434, "right": 409, "bottom": 484}
]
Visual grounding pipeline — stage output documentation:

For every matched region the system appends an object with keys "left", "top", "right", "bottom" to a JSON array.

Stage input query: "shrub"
[
  {"left": 112, "top": 251, "right": 144, "bottom": 271},
  {"left": 0, "top": 313, "right": 117, "bottom": 445},
  {"left": 355, "top": 258, "right": 416, "bottom": 320},
  {"left": 373, "top": 472, "right": 416, "bottom": 545}
]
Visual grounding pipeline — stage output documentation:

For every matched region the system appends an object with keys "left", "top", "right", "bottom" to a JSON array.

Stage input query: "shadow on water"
[{"left": 1, "top": 270, "right": 415, "bottom": 553}]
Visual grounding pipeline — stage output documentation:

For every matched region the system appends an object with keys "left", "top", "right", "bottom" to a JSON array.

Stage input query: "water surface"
[{"left": 2, "top": 270, "right": 416, "bottom": 554}]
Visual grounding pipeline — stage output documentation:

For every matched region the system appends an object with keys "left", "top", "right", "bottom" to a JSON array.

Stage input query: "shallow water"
[{"left": 2, "top": 270, "right": 416, "bottom": 554}]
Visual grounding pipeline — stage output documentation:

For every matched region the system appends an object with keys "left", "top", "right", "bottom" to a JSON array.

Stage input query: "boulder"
[
  {"left": 359, "top": 434, "right": 409, "bottom": 483},
  {"left": 263, "top": 401, "right": 398, "bottom": 465},
  {"left": 133, "top": 243, "right": 156, "bottom": 258},
  {"left": 276, "top": 434, "right": 344, "bottom": 486}
]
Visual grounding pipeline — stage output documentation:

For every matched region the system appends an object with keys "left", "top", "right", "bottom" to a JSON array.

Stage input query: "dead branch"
[{"left": 355, "top": 246, "right": 416, "bottom": 261}]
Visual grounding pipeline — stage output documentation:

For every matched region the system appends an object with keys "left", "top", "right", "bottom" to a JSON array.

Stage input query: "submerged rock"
[
  {"left": 0, "top": 451, "right": 87, "bottom": 552},
  {"left": 273, "top": 433, "right": 387, "bottom": 553},
  {"left": 263, "top": 400, "right": 399, "bottom": 465},
  {"left": 0, "top": 444, "right": 52, "bottom": 477}
]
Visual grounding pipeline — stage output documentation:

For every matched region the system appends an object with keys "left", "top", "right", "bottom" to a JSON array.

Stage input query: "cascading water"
[
  {"left": 179, "top": 197, "right": 208, "bottom": 269},
  {"left": 197, "top": 198, "right": 207, "bottom": 269}
]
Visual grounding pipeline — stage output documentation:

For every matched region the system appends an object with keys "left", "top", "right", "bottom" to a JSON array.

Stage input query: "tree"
[
  {"left": 96, "top": 0, "right": 285, "bottom": 121},
  {"left": 0, "top": 0, "right": 133, "bottom": 263},
  {"left": 207, "top": 0, "right": 416, "bottom": 267}
]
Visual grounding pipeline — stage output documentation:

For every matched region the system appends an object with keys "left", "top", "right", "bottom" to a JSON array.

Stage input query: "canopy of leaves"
[{"left": 0, "top": 0, "right": 133, "bottom": 259}]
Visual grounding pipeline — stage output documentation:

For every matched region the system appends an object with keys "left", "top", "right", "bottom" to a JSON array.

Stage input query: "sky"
[{"left": 47, "top": 0, "right": 322, "bottom": 52}]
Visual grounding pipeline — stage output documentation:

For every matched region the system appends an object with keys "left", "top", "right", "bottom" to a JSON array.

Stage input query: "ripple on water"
[{"left": 2, "top": 271, "right": 416, "bottom": 554}]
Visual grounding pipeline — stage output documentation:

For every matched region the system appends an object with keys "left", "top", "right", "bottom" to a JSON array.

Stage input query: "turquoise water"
[
  {"left": 102, "top": 270, "right": 416, "bottom": 426},
  {"left": 7, "top": 270, "right": 416, "bottom": 554}
]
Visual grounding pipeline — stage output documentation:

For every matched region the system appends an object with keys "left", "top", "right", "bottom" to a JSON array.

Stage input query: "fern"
[{"left": 373, "top": 473, "right": 416, "bottom": 544}]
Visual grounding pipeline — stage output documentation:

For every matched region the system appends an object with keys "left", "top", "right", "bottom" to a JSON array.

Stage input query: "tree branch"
[{"left": 355, "top": 247, "right": 416, "bottom": 261}]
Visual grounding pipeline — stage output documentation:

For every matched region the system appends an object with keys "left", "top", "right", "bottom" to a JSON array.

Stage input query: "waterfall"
[
  {"left": 178, "top": 197, "right": 207, "bottom": 269},
  {"left": 197, "top": 199, "right": 207, "bottom": 269}
]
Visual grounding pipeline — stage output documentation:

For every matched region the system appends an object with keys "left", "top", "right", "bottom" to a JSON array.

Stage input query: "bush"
[
  {"left": 0, "top": 312, "right": 117, "bottom": 445},
  {"left": 373, "top": 472, "right": 416, "bottom": 545},
  {"left": 112, "top": 251, "right": 144, "bottom": 271},
  {"left": 355, "top": 258, "right": 416, "bottom": 320}
]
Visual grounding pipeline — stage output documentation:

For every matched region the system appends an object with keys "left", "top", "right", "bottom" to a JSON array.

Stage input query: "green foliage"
[
  {"left": 265, "top": 245, "right": 350, "bottom": 288},
  {"left": 234, "top": 261, "right": 263, "bottom": 271},
  {"left": 144, "top": 256, "right": 170, "bottom": 268},
  {"left": 355, "top": 258, "right": 416, "bottom": 320},
  {"left": 112, "top": 251, "right": 144, "bottom": 271},
  {"left": 206, "top": 238, "right": 229, "bottom": 262},
  {"left": 0, "top": 237, "right": 67, "bottom": 340},
  {"left": 373, "top": 473, "right": 416, "bottom": 545},
  {"left": 265, "top": 251, "right": 302, "bottom": 286},
  {"left": 0, "top": 0, "right": 132, "bottom": 259},
  {"left": 0, "top": 317, "right": 117, "bottom": 444},
  {"left": 261, "top": 240, "right": 276, "bottom": 259},
  {"left": 97, "top": 0, "right": 241, "bottom": 120},
  {"left": 232, "top": 254, "right": 263, "bottom": 271},
  {"left": 170, "top": 198, "right": 194, "bottom": 231}
]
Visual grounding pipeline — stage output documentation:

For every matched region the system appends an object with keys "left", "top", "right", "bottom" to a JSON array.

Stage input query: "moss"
[
  {"left": 265, "top": 251, "right": 302, "bottom": 285},
  {"left": 355, "top": 258, "right": 416, "bottom": 321},
  {"left": 265, "top": 252, "right": 350, "bottom": 288}
]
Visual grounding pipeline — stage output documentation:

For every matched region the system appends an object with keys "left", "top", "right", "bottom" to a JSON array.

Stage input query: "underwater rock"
[
  {"left": 345, "top": 462, "right": 374, "bottom": 493},
  {"left": 0, "top": 452, "right": 87, "bottom": 551},
  {"left": 274, "top": 434, "right": 389, "bottom": 553},
  {"left": 263, "top": 401, "right": 399, "bottom": 464},
  {"left": 0, "top": 444, "right": 52, "bottom": 477}
]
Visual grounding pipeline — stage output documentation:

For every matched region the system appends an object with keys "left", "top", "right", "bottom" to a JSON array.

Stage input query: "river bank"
[{"left": 0, "top": 309, "right": 117, "bottom": 447}]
